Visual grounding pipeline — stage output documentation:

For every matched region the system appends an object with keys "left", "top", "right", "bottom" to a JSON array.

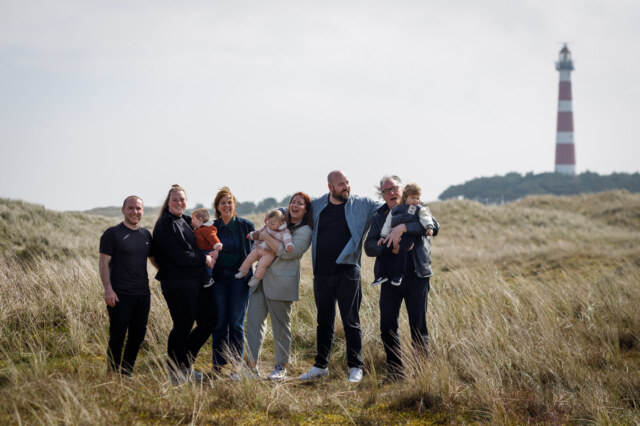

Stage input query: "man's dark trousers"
[
  {"left": 379, "top": 271, "right": 430, "bottom": 375},
  {"left": 313, "top": 265, "right": 363, "bottom": 369},
  {"left": 107, "top": 293, "right": 151, "bottom": 375}
]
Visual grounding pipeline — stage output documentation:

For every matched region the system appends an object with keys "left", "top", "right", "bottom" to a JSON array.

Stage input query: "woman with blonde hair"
[{"left": 152, "top": 184, "right": 215, "bottom": 383}]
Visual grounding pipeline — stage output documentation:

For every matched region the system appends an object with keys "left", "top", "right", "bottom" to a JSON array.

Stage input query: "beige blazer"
[{"left": 257, "top": 224, "right": 312, "bottom": 301}]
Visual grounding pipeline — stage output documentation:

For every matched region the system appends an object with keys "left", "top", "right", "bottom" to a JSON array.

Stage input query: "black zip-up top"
[{"left": 152, "top": 210, "right": 206, "bottom": 282}]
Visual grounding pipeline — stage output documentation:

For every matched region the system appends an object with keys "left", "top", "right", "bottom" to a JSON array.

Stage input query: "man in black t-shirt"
[
  {"left": 99, "top": 195, "right": 155, "bottom": 375},
  {"left": 299, "top": 171, "right": 381, "bottom": 384}
]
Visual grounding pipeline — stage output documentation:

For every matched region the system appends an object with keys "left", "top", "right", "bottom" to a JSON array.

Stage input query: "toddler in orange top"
[
  {"left": 192, "top": 208, "right": 222, "bottom": 288},
  {"left": 235, "top": 209, "right": 294, "bottom": 288}
]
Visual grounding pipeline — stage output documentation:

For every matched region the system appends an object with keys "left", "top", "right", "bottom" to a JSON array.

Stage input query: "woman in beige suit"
[{"left": 245, "top": 192, "right": 313, "bottom": 380}]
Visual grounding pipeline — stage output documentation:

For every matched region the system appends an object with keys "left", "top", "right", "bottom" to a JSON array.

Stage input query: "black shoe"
[
  {"left": 371, "top": 276, "right": 388, "bottom": 286},
  {"left": 391, "top": 275, "right": 403, "bottom": 286},
  {"left": 203, "top": 277, "right": 214, "bottom": 288}
]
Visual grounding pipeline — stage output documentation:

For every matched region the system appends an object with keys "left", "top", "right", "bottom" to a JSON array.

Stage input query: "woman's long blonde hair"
[{"left": 158, "top": 184, "right": 186, "bottom": 220}]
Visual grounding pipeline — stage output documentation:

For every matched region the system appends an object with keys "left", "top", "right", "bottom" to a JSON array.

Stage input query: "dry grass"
[{"left": 0, "top": 191, "right": 639, "bottom": 424}]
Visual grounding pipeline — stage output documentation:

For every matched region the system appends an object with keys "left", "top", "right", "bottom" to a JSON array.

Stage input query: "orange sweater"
[{"left": 194, "top": 224, "right": 222, "bottom": 251}]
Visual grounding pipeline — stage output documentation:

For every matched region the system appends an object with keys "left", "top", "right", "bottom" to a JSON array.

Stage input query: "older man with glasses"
[{"left": 364, "top": 175, "right": 439, "bottom": 381}]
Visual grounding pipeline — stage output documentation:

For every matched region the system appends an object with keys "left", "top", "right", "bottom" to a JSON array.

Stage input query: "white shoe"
[
  {"left": 268, "top": 364, "right": 287, "bottom": 381},
  {"left": 298, "top": 366, "right": 329, "bottom": 380},
  {"left": 234, "top": 270, "right": 247, "bottom": 279},
  {"left": 247, "top": 276, "right": 261, "bottom": 287},
  {"left": 348, "top": 367, "right": 363, "bottom": 383}
]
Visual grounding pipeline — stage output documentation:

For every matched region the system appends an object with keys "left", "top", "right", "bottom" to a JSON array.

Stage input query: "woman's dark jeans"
[{"left": 211, "top": 267, "right": 250, "bottom": 366}]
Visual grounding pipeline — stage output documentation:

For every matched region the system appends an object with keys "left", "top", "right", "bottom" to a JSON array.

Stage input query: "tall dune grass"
[{"left": 0, "top": 192, "right": 639, "bottom": 424}]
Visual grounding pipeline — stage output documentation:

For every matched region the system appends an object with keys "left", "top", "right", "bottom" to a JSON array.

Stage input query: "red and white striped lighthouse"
[{"left": 554, "top": 44, "right": 576, "bottom": 174}]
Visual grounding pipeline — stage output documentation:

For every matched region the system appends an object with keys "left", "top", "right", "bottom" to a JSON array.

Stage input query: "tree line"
[
  {"left": 438, "top": 171, "right": 640, "bottom": 204},
  {"left": 190, "top": 195, "right": 293, "bottom": 216},
  {"left": 82, "top": 196, "right": 294, "bottom": 218}
]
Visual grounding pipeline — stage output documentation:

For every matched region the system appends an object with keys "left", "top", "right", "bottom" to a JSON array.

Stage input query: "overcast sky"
[{"left": 1, "top": 0, "right": 638, "bottom": 211}]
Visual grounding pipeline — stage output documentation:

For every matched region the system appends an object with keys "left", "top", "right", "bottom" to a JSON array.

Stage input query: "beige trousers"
[{"left": 245, "top": 284, "right": 293, "bottom": 366}]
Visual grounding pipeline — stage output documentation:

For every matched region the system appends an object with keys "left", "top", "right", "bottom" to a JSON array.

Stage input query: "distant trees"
[
  {"left": 236, "top": 195, "right": 292, "bottom": 215},
  {"left": 184, "top": 203, "right": 205, "bottom": 217},
  {"left": 235, "top": 201, "right": 257, "bottom": 216},
  {"left": 439, "top": 171, "right": 640, "bottom": 204},
  {"left": 83, "top": 195, "right": 296, "bottom": 217}
]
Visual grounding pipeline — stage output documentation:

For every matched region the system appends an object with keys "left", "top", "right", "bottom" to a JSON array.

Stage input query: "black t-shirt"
[
  {"left": 99, "top": 222, "right": 153, "bottom": 296},
  {"left": 315, "top": 201, "right": 351, "bottom": 275}
]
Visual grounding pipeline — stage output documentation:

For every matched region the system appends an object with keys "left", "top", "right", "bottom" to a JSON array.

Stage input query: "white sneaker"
[
  {"left": 234, "top": 270, "right": 246, "bottom": 279},
  {"left": 348, "top": 367, "right": 363, "bottom": 383},
  {"left": 247, "top": 276, "right": 261, "bottom": 287},
  {"left": 268, "top": 364, "right": 287, "bottom": 381},
  {"left": 298, "top": 366, "right": 329, "bottom": 380}
]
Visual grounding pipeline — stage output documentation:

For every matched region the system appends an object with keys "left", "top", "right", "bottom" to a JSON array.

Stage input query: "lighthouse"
[{"left": 554, "top": 44, "right": 576, "bottom": 175}]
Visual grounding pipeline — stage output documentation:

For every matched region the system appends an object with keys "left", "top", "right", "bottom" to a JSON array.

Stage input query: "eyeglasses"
[{"left": 381, "top": 185, "right": 399, "bottom": 195}]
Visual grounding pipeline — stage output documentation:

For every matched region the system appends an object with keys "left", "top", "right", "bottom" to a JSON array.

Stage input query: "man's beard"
[{"left": 331, "top": 188, "right": 350, "bottom": 203}]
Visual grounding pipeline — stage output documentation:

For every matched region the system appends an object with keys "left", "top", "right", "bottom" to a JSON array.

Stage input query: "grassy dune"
[{"left": 0, "top": 192, "right": 638, "bottom": 424}]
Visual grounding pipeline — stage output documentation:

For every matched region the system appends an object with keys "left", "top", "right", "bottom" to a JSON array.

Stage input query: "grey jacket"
[
  {"left": 256, "top": 225, "right": 312, "bottom": 301},
  {"left": 311, "top": 194, "right": 381, "bottom": 270},
  {"left": 364, "top": 203, "right": 440, "bottom": 278}
]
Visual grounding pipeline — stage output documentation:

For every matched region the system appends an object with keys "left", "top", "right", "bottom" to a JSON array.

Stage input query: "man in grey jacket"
[{"left": 300, "top": 170, "right": 404, "bottom": 383}]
